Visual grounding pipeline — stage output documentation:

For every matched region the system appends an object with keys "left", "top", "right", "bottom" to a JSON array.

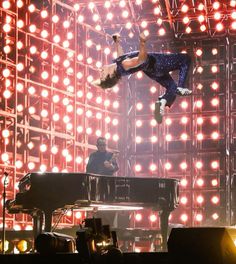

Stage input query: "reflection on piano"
[{"left": 6, "top": 173, "right": 179, "bottom": 250}]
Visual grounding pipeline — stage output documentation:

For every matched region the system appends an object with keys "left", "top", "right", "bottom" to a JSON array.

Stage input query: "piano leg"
[
  {"left": 44, "top": 209, "right": 53, "bottom": 232},
  {"left": 32, "top": 210, "right": 44, "bottom": 239},
  {"left": 159, "top": 210, "right": 170, "bottom": 252}
]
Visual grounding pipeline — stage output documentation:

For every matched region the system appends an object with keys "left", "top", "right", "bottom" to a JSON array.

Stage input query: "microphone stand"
[{"left": 2, "top": 172, "right": 8, "bottom": 254}]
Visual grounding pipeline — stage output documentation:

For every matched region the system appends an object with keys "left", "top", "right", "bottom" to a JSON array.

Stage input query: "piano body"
[{"left": 6, "top": 173, "right": 179, "bottom": 250}]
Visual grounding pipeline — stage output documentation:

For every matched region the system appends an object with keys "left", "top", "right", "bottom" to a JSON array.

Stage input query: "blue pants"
[{"left": 144, "top": 53, "right": 191, "bottom": 107}]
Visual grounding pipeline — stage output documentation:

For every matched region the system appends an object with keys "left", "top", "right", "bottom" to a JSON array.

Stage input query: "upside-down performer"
[{"left": 92, "top": 32, "right": 192, "bottom": 124}]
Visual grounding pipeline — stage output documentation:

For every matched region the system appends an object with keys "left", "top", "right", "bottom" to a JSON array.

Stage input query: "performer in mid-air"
[{"left": 93, "top": 32, "right": 192, "bottom": 124}]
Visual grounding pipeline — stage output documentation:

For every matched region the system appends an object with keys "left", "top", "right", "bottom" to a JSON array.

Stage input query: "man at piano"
[
  {"left": 86, "top": 137, "right": 119, "bottom": 227},
  {"left": 86, "top": 137, "right": 119, "bottom": 176}
]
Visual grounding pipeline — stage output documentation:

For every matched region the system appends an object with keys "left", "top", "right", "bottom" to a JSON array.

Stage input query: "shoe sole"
[
  {"left": 176, "top": 90, "right": 192, "bottom": 96},
  {"left": 154, "top": 101, "right": 162, "bottom": 124}
]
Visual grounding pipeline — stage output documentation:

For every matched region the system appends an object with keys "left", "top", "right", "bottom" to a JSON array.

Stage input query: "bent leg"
[
  {"left": 177, "top": 53, "right": 191, "bottom": 87},
  {"left": 156, "top": 73, "right": 177, "bottom": 107}
]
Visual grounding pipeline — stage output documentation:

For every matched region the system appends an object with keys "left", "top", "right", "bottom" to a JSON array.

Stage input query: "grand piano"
[{"left": 6, "top": 172, "right": 179, "bottom": 250}]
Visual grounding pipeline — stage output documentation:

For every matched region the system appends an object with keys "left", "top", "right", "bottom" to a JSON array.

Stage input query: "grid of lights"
[{"left": 0, "top": 0, "right": 236, "bottom": 249}]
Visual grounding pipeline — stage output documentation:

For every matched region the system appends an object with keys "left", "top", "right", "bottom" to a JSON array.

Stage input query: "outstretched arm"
[
  {"left": 112, "top": 33, "right": 124, "bottom": 57},
  {"left": 122, "top": 32, "right": 148, "bottom": 70}
]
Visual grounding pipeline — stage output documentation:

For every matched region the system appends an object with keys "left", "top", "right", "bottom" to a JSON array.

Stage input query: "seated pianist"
[{"left": 86, "top": 137, "right": 119, "bottom": 227}]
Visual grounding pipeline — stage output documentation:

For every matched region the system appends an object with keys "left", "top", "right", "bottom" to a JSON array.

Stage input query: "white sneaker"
[
  {"left": 154, "top": 99, "right": 166, "bottom": 124},
  {"left": 176, "top": 87, "right": 192, "bottom": 96}
]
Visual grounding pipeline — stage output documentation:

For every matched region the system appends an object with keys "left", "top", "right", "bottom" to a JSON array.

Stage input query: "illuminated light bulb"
[
  {"left": 2, "top": 68, "right": 10, "bottom": 78},
  {"left": 211, "top": 81, "right": 219, "bottom": 90},
  {"left": 154, "top": 6, "right": 160, "bottom": 15},
  {"left": 5, "top": 79, "right": 11, "bottom": 88},
  {"left": 86, "top": 110, "right": 92, "bottom": 118},
  {"left": 17, "top": 0, "right": 24, "bottom": 8},
  {"left": 129, "top": 32, "right": 134, "bottom": 38},
  {"left": 41, "top": 109, "right": 48, "bottom": 118},
  {"left": 149, "top": 214, "right": 157, "bottom": 222},
  {"left": 181, "top": 4, "right": 189, "bottom": 12},
  {"left": 197, "top": 133, "right": 204, "bottom": 141},
  {"left": 196, "top": 49, "right": 203, "bottom": 56},
  {"left": 3, "top": 45, "right": 11, "bottom": 54},
  {"left": 63, "top": 78, "right": 70, "bottom": 86},
  {"left": 197, "top": 66, "right": 203, "bottom": 73},
  {"left": 211, "top": 65, "right": 218, "bottom": 73},
  {"left": 28, "top": 106, "right": 36, "bottom": 114},
  {"left": 77, "top": 15, "right": 84, "bottom": 23},
  {"left": 196, "top": 195, "right": 204, "bottom": 204},
  {"left": 53, "top": 35, "right": 60, "bottom": 43},
  {"left": 96, "top": 112, "right": 102, "bottom": 119},
  {"left": 63, "top": 40, "right": 70, "bottom": 48},
  {"left": 149, "top": 163, "right": 157, "bottom": 171},
  {"left": 62, "top": 149, "right": 69, "bottom": 157},
  {"left": 3, "top": 0, "right": 11, "bottom": 9},
  {"left": 211, "top": 98, "right": 219, "bottom": 106},
  {"left": 95, "top": 130, "right": 102, "bottom": 137},
  {"left": 197, "top": 117, "right": 204, "bottom": 125},
  {"left": 51, "top": 15, "right": 59, "bottom": 24},
  {"left": 52, "top": 95, "right": 59, "bottom": 103},
  {"left": 183, "top": 16, "right": 190, "bottom": 24},
  {"left": 216, "top": 22, "right": 223, "bottom": 31},
  {"left": 53, "top": 55, "right": 60, "bottom": 63},
  {"left": 112, "top": 119, "right": 118, "bottom": 126},
  {"left": 104, "top": 1, "right": 111, "bottom": 8},
  {"left": 87, "top": 75, "right": 93, "bottom": 83},
  {"left": 197, "top": 178, "right": 204, "bottom": 187},
  {"left": 211, "top": 196, "right": 219, "bottom": 204},
  {"left": 28, "top": 4, "right": 35, "bottom": 12},
  {"left": 104, "top": 47, "right": 111, "bottom": 55},
  {"left": 151, "top": 135, "right": 158, "bottom": 143},
  {"left": 136, "top": 71, "right": 143, "bottom": 79},
  {"left": 27, "top": 142, "right": 34, "bottom": 150},
  {"left": 181, "top": 101, "right": 188, "bottom": 109},
  {"left": 15, "top": 160, "right": 23, "bottom": 169},
  {"left": 28, "top": 162, "right": 35, "bottom": 170},
  {"left": 105, "top": 116, "right": 111, "bottom": 123},
  {"left": 211, "top": 179, "right": 218, "bottom": 187},
  {"left": 41, "top": 71, "right": 49, "bottom": 80},
  {"left": 150, "top": 119, "right": 157, "bottom": 127},
  {"left": 213, "top": 1, "right": 220, "bottom": 9},
  {"left": 214, "top": 12, "right": 221, "bottom": 20},
  {"left": 77, "top": 126, "right": 83, "bottom": 133},
  {"left": 74, "top": 3, "right": 80, "bottom": 11},
  {"left": 41, "top": 51, "right": 48, "bottom": 59},
  {"left": 93, "top": 14, "right": 99, "bottom": 22},
  {"left": 2, "top": 129, "right": 10, "bottom": 138},
  {"left": 76, "top": 108, "right": 83, "bottom": 115},
  {"left": 16, "top": 63, "right": 24, "bottom": 72},
  {"left": 103, "top": 99, "right": 110, "bottom": 107},
  {"left": 86, "top": 127, "right": 92, "bottom": 135},
  {"left": 40, "top": 164, "right": 47, "bottom": 172},
  {"left": 86, "top": 39, "right": 93, "bottom": 48},
  {"left": 135, "top": 213, "right": 142, "bottom": 221},
  {"left": 136, "top": 103, "right": 143, "bottom": 111},
  {"left": 52, "top": 75, "right": 59, "bottom": 83},
  {"left": 135, "top": 136, "right": 142, "bottom": 144},
  {"left": 51, "top": 146, "right": 58, "bottom": 155},
  {"left": 195, "top": 161, "right": 203, "bottom": 169},
  {"left": 66, "top": 154, "right": 72, "bottom": 162},
  {"left": 63, "top": 115, "right": 70, "bottom": 123},
  {"left": 198, "top": 15, "right": 205, "bottom": 23},
  {"left": 3, "top": 89, "right": 11, "bottom": 99},
  {"left": 135, "top": 164, "right": 142, "bottom": 172},
  {"left": 181, "top": 116, "right": 188, "bottom": 124},
  {"left": 3, "top": 24, "right": 11, "bottom": 34},
  {"left": 63, "top": 20, "right": 70, "bottom": 29},
  {"left": 231, "top": 21, "right": 236, "bottom": 30},
  {"left": 181, "top": 178, "right": 188, "bottom": 187},
  {"left": 122, "top": 10, "right": 129, "bottom": 18},
  {"left": 211, "top": 131, "right": 219, "bottom": 140},
  {"left": 17, "top": 104, "right": 24, "bottom": 112},
  {"left": 17, "top": 20, "right": 24, "bottom": 28},
  {"left": 75, "top": 212, "right": 82, "bottom": 219},
  {"left": 180, "top": 162, "right": 187, "bottom": 170},
  {"left": 164, "top": 162, "right": 172, "bottom": 170},
  {"left": 181, "top": 133, "right": 188, "bottom": 141},
  {"left": 95, "top": 24, "right": 102, "bottom": 31},
  {"left": 136, "top": 120, "right": 143, "bottom": 127},
  {"left": 40, "top": 144, "right": 47, "bottom": 152},
  {"left": 17, "top": 41, "right": 23, "bottom": 50},
  {"left": 86, "top": 92, "right": 92, "bottom": 100},
  {"left": 165, "top": 134, "right": 172, "bottom": 141},
  {"left": 200, "top": 24, "right": 206, "bottom": 32},
  {"left": 126, "top": 22, "right": 132, "bottom": 29},
  {"left": 198, "top": 3, "right": 204, "bottom": 10},
  {"left": 76, "top": 156, "right": 83, "bottom": 164},
  {"left": 195, "top": 100, "right": 203, "bottom": 108},
  {"left": 41, "top": 29, "right": 48, "bottom": 38},
  {"left": 67, "top": 32, "right": 73, "bottom": 40},
  {"left": 66, "top": 105, "right": 73, "bottom": 113},
  {"left": 180, "top": 196, "right": 188, "bottom": 205},
  {"left": 113, "top": 134, "right": 119, "bottom": 141},
  {"left": 212, "top": 213, "right": 219, "bottom": 220},
  {"left": 96, "top": 61, "right": 102, "bottom": 68},
  {"left": 119, "top": 0, "right": 126, "bottom": 7},
  {"left": 180, "top": 214, "right": 188, "bottom": 222},
  {"left": 41, "top": 10, "right": 48, "bottom": 18},
  {"left": 2, "top": 152, "right": 9, "bottom": 162},
  {"left": 211, "top": 116, "right": 219, "bottom": 124},
  {"left": 13, "top": 225, "right": 21, "bottom": 231},
  {"left": 16, "top": 83, "right": 24, "bottom": 92},
  {"left": 158, "top": 28, "right": 166, "bottom": 36},
  {"left": 211, "top": 160, "right": 219, "bottom": 169},
  {"left": 105, "top": 133, "right": 111, "bottom": 140},
  {"left": 107, "top": 12, "right": 113, "bottom": 20},
  {"left": 185, "top": 26, "right": 192, "bottom": 34},
  {"left": 29, "top": 46, "right": 37, "bottom": 55},
  {"left": 29, "top": 24, "right": 36, "bottom": 33},
  {"left": 141, "top": 20, "right": 148, "bottom": 28},
  {"left": 196, "top": 214, "right": 203, "bottom": 222}
]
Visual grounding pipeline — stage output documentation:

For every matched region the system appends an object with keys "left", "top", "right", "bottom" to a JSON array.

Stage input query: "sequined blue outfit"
[{"left": 113, "top": 51, "right": 191, "bottom": 107}]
